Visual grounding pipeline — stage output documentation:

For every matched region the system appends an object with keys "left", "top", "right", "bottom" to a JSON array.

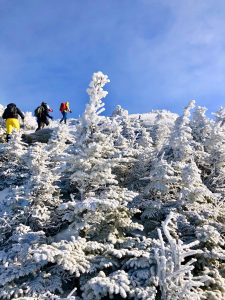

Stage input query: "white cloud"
[{"left": 126, "top": 0, "right": 225, "bottom": 99}]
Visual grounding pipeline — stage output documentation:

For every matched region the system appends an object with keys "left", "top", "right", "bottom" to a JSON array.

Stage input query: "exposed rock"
[{"left": 22, "top": 128, "right": 53, "bottom": 144}]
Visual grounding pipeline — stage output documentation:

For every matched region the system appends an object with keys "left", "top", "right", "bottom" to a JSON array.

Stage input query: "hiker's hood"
[{"left": 7, "top": 103, "right": 16, "bottom": 107}]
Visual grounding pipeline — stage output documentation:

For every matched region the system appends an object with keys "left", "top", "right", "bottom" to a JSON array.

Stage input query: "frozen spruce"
[{"left": 0, "top": 72, "right": 224, "bottom": 299}]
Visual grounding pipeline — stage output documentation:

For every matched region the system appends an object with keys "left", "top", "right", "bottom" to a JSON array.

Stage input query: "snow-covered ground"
[{"left": 0, "top": 72, "right": 224, "bottom": 300}]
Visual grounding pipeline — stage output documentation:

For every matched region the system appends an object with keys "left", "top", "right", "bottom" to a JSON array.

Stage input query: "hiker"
[
  {"left": 59, "top": 101, "right": 72, "bottom": 124},
  {"left": 2, "top": 103, "right": 25, "bottom": 142},
  {"left": 35, "top": 102, "right": 53, "bottom": 131}
]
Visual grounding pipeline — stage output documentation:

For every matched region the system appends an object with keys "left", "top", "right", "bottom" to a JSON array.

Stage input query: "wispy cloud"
[
  {"left": 0, "top": 0, "right": 225, "bottom": 116},
  {"left": 122, "top": 0, "right": 225, "bottom": 113}
]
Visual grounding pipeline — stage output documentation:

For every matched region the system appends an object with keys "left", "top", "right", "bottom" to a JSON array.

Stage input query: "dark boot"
[{"left": 6, "top": 134, "right": 11, "bottom": 142}]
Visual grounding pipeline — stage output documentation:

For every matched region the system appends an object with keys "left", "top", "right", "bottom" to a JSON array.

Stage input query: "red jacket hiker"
[{"left": 60, "top": 101, "right": 72, "bottom": 124}]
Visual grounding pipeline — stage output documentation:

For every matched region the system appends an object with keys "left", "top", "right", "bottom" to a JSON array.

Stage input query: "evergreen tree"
[
  {"left": 153, "top": 110, "right": 176, "bottom": 153},
  {"left": 205, "top": 109, "right": 225, "bottom": 195},
  {"left": 0, "top": 133, "right": 30, "bottom": 246},
  {"left": 190, "top": 106, "right": 212, "bottom": 146},
  {"left": 0, "top": 83, "right": 224, "bottom": 299},
  {"left": 67, "top": 72, "right": 118, "bottom": 199},
  {"left": 168, "top": 100, "right": 196, "bottom": 162}
]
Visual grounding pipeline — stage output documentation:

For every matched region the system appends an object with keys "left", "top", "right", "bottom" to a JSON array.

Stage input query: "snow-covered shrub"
[
  {"left": 153, "top": 212, "right": 209, "bottom": 300},
  {"left": 23, "top": 111, "right": 37, "bottom": 130},
  {"left": 0, "top": 74, "right": 224, "bottom": 299}
]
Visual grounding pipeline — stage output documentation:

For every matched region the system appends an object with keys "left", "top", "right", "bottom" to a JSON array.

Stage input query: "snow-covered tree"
[
  {"left": 190, "top": 106, "right": 212, "bottom": 146},
  {"left": 23, "top": 111, "right": 37, "bottom": 130},
  {"left": 180, "top": 160, "right": 215, "bottom": 205},
  {"left": 153, "top": 212, "right": 209, "bottom": 300},
  {"left": 0, "top": 133, "right": 31, "bottom": 245},
  {"left": 153, "top": 110, "right": 176, "bottom": 153},
  {"left": 0, "top": 74, "right": 224, "bottom": 299},
  {"left": 65, "top": 72, "right": 119, "bottom": 200},
  {"left": 167, "top": 100, "right": 196, "bottom": 162}
]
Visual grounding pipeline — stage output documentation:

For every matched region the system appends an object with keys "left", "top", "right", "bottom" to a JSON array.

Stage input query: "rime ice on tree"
[{"left": 0, "top": 80, "right": 224, "bottom": 299}]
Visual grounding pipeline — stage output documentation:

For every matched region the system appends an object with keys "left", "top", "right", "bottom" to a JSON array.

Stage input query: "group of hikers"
[{"left": 2, "top": 101, "right": 72, "bottom": 142}]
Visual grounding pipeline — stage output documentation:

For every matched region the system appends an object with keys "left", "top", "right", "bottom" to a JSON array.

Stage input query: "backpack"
[
  {"left": 34, "top": 106, "right": 44, "bottom": 117},
  {"left": 60, "top": 102, "right": 66, "bottom": 112},
  {"left": 7, "top": 104, "right": 17, "bottom": 116}
]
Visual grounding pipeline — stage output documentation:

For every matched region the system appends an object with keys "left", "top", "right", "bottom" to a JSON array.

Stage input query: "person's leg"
[
  {"left": 63, "top": 112, "right": 67, "bottom": 124},
  {"left": 40, "top": 121, "right": 46, "bottom": 129},
  {"left": 6, "top": 134, "right": 11, "bottom": 142},
  {"left": 60, "top": 112, "right": 64, "bottom": 123},
  {"left": 6, "top": 118, "right": 19, "bottom": 142},
  {"left": 11, "top": 118, "right": 20, "bottom": 131},
  {"left": 6, "top": 118, "right": 13, "bottom": 135},
  {"left": 45, "top": 118, "right": 50, "bottom": 127},
  {"left": 36, "top": 118, "right": 41, "bottom": 131},
  {"left": 60, "top": 111, "right": 67, "bottom": 124}
]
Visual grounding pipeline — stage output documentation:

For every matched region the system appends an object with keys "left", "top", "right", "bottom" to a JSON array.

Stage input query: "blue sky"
[{"left": 1, "top": 0, "right": 225, "bottom": 118}]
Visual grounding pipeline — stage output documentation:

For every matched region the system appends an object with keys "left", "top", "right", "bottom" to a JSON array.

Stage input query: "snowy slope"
[{"left": 0, "top": 73, "right": 224, "bottom": 300}]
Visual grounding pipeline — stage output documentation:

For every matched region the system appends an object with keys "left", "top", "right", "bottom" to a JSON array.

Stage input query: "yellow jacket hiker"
[{"left": 2, "top": 103, "right": 25, "bottom": 142}]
